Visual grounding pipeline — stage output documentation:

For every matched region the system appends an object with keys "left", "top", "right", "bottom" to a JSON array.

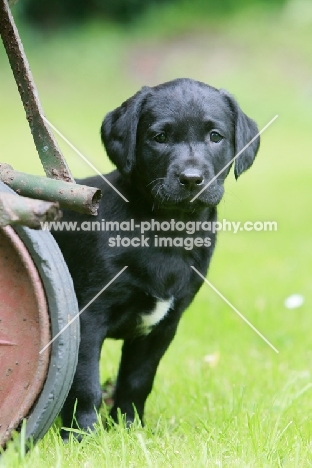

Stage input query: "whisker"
[{"left": 146, "top": 177, "right": 165, "bottom": 188}]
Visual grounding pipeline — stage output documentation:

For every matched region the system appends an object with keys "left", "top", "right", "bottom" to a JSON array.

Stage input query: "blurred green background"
[{"left": 1, "top": 0, "right": 312, "bottom": 464}]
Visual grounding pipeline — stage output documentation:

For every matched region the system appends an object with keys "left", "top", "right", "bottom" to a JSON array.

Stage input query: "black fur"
[{"left": 52, "top": 78, "right": 260, "bottom": 438}]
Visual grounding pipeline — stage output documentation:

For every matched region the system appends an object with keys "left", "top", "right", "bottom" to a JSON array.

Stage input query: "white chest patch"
[{"left": 139, "top": 297, "right": 174, "bottom": 335}]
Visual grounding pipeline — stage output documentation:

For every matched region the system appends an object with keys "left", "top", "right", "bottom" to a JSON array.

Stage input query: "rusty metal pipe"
[
  {"left": 0, "top": 192, "right": 61, "bottom": 228},
  {"left": 0, "top": 165, "right": 102, "bottom": 215},
  {"left": 0, "top": 0, "right": 74, "bottom": 182}
]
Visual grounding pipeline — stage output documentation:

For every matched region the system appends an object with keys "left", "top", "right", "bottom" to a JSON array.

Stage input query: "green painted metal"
[
  {"left": 0, "top": 0, "right": 74, "bottom": 182},
  {"left": 0, "top": 164, "right": 102, "bottom": 215},
  {"left": 0, "top": 192, "right": 60, "bottom": 228}
]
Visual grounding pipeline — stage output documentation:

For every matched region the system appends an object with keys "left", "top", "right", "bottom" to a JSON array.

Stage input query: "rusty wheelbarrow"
[{"left": 0, "top": 0, "right": 101, "bottom": 448}]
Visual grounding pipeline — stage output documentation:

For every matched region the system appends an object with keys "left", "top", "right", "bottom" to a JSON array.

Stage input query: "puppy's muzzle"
[{"left": 179, "top": 168, "right": 204, "bottom": 190}]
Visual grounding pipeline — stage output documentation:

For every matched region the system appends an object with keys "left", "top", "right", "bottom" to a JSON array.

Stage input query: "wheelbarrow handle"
[{"left": 0, "top": 0, "right": 74, "bottom": 182}]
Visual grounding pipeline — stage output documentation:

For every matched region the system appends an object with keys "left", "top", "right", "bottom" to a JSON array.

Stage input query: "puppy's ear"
[
  {"left": 220, "top": 89, "right": 260, "bottom": 179},
  {"left": 101, "top": 87, "right": 150, "bottom": 176}
]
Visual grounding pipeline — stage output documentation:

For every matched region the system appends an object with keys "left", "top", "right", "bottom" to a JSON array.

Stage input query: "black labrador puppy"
[{"left": 52, "top": 78, "right": 260, "bottom": 438}]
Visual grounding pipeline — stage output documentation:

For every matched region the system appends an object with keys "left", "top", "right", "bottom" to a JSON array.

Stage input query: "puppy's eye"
[
  {"left": 154, "top": 133, "right": 167, "bottom": 143},
  {"left": 210, "top": 131, "right": 223, "bottom": 143}
]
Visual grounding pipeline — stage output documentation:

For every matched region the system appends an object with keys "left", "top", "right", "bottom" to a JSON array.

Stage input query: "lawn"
[{"left": 1, "top": 1, "right": 312, "bottom": 466}]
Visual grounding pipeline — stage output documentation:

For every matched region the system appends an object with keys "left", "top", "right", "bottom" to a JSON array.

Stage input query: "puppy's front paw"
[
  {"left": 61, "top": 410, "right": 98, "bottom": 442},
  {"left": 110, "top": 405, "right": 144, "bottom": 429}
]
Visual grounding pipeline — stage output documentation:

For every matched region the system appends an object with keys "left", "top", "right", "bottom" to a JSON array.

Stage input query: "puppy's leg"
[
  {"left": 110, "top": 321, "right": 178, "bottom": 425},
  {"left": 61, "top": 313, "right": 106, "bottom": 440}
]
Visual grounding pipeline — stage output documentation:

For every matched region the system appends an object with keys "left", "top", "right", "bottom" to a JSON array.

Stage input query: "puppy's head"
[{"left": 101, "top": 78, "right": 260, "bottom": 211}]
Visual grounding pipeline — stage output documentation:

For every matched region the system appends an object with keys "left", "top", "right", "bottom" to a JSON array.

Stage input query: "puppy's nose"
[{"left": 179, "top": 169, "right": 204, "bottom": 189}]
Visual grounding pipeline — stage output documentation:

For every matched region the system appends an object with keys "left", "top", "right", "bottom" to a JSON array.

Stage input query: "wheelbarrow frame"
[{"left": 0, "top": 0, "right": 101, "bottom": 448}]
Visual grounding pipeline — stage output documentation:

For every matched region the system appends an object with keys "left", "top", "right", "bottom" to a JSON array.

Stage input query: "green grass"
[{"left": 1, "top": 1, "right": 312, "bottom": 466}]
